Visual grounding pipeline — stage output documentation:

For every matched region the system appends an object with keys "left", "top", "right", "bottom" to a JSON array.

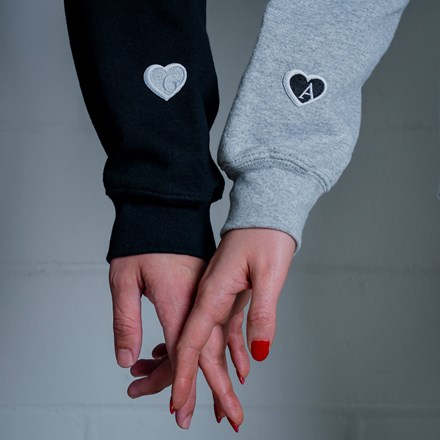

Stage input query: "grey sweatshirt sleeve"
[{"left": 218, "top": 0, "right": 410, "bottom": 253}]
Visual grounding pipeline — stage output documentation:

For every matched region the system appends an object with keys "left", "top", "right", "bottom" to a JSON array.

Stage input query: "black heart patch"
[{"left": 283, "top": 69, "right": 327, "bottom": 107}]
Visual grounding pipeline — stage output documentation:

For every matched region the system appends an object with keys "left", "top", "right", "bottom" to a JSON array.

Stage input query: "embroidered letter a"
[{"left": 283, "top": 69, "right": 327, "bottom": 106}]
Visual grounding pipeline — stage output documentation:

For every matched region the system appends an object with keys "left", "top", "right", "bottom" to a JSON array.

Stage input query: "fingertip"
[
  {"left": 250, "top": 340, "right": 270, "bottom": 362},
  {"left": 180, "top": 414, "right": 192, "bottom": 430},
  {"left": 171, "top": 366, "right": 197, "bottom": 410},
  {"left": 236, "top": 369, "right": 246, "bottom": 385},
  {"left": 170, "top": 385, "right": 190, "bottom": 411},
  {"left": 227, "top": 417, "right": 240, "bottom": 433},
  {"left": 116, "top": 348, "right": 134, "bottom": 368},
  {"left": 214, "top": 402, "right": 223, "bottom": 423},
  {"left": 152, "top": 343, "right": 168, "bottom": 359},
  {"left": 127, "top": 385, "right": 136, "bottom": 399}
]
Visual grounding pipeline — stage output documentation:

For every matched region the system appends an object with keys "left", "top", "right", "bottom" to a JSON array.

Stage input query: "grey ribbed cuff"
[{"left": 220, "top": 166, "right": 325, "bottom": 254}]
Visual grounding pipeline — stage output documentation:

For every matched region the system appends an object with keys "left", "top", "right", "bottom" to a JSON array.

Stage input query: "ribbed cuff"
[
  {"left": 106, "top": 197, "right": 216, "bottom": 263},
  {"left": 220, "top": 166, "right": 325, "bottom": 254}
]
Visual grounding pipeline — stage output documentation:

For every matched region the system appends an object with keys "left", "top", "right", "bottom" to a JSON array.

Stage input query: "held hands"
[
  {"left": 109, "top": 253, "right": 247, "bottom": 429},
  {"left": 108, "top": 228, "right": 296, "bottom": 431}
]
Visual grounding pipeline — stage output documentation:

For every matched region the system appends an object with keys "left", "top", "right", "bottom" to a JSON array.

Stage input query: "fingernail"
[
  {"left": 169, "top": 396, "right": 175, "bottom": 415},
  {"left": 251, "top": 340, "right": 270, "bottom": 362},
  {"left": 182, "top": 414, "right": 192, "bottom": 429},
  {"left": 214, "top": 403, "right": 222, "bottom": 424},
  {"left": 227, "top": 417, "right": 240, "bottom": 433},
  {"left": 236, "top": 370, "right": 245, "bottom": 385},
  {"left": 116, "top": 349, "right": 133, "bottom": 367}
]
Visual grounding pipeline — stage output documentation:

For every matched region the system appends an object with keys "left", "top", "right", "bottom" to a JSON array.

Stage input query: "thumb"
[
  {"left": 109, "top": 272, "right": 143, "bottom": 368},
  {"left": 246, "top": 274, "right": 284, "bottom": 362}
]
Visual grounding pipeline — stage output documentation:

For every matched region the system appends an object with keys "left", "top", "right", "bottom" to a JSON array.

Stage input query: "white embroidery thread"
[
  {"left": 283, "top": 69, "right": 327, "bottom": 107},
  {"left": 143, "top": 63, "right": 187, "bottom": 101}
]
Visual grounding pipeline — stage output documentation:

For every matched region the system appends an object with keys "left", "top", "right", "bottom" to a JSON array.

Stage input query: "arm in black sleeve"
[{"left": 63, "top": 0, "right": 225, "bottom": 263}]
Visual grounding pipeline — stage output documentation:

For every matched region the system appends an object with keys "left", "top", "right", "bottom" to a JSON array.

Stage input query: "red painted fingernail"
[
  {"left": 213, "top": 403, "right": 222, "bottom": 424},
  {"left": 251, "top": 340, "right": 270, "bottom": 362},
  {"left": 169, "top": 396, "right": 175, "bottom": 415},
  {"left": 236, "top": 370, "right": 245, "bottom": 385},
  {"left": 227, "top": 417, "right": 240, "bottom": 433}
]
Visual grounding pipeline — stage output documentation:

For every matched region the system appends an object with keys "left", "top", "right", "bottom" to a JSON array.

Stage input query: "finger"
[
  {"left": 174, "top": 372, "right": 198, "bottom": 430},
  {"left": 109, "top": 269, "right": 143, "bottom": 368},
  {"left": 230, "top": 289, "right": 252, "bottom": 317},
  {"left": 149, "top": 309, "right": 198, "bottom": 430},
  {"left": 213, "top": 393, "right": 225, "bottom": 423},
  {"left": 127, "top": 358, "right": 172, "bottom": 398},
  {"left": 173, "top": 285, "right": 237, "bottom": 410},
  {"left": 152, "top": 343, "right": 168, "bottom": 359},
  {"left": 199, "top": 326, "right": 244, "bottom": 432},
  {"left": 228, "top": 309, "right": 250, "bottom": 384},
  {"left": 155, "top": 296, "right": 197, "bottom": 422},
  {"left": 246, "top": 274, "right": 285, "bottom": 362},
  {"left": 130, "top": 357, "right": 168, "bottom": 377}
]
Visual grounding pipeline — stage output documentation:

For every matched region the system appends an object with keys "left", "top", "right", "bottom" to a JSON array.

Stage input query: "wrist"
[{"left": 220, "top": 166, "right": 325, "bottom": 254}]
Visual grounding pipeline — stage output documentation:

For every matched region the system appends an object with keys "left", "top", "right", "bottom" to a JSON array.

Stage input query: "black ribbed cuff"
[{"left": 106, "top": 197, "right": 217, "bottom": 264}]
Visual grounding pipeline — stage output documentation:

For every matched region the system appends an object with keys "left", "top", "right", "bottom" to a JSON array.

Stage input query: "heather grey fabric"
[{"left": 218, "top": 0, "right": 411, "bottom": 253}]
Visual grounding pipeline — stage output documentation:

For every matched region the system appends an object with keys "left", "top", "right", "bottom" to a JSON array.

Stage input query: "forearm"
[
  {"left": 64, "top": 0, "right": 224, "bottom": 262},
  {"left": 218, "top": 0, "right": 410, "bottom": 253}
]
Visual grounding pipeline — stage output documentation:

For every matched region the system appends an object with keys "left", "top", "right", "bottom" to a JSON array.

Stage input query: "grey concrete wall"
[{"left": 0, "top": 0, "right": 439, "bottom": 439}]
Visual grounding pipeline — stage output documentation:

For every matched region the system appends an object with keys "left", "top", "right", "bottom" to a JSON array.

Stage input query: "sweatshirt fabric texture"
[
  {"left": 218, "top": 0, "right": 410, "bottom": 252},
  {"left": 64, "top": 0, "right": 410, "bottom": 263},
  {"left": 64, "top": 0, "right": 224, "bottom": 263}
]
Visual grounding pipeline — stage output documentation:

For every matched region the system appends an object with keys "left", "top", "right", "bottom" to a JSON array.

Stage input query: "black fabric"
[
  {"left": 107, "top": 196, "right": 217, "bottom": 262},
  {"left": 63, "top": 0, "right": 225, "bottom": 263}
]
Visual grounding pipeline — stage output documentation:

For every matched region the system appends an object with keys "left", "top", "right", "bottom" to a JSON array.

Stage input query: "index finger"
[{"left": 172, "top": 287, "right": 236, "bottom": 410}]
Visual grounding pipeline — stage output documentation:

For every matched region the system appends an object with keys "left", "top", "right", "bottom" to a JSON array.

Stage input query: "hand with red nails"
[
  {"left": 172, "top": 228, "right": 296, "bottom": 414},
  {"left": 109, "top": 253, "right": 249, "bottom": 430}
]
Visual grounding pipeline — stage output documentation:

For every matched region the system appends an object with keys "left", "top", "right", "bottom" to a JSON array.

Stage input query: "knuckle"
[
  {"left": 109, "top": 271, "right": 134, "bottom": 292},
  {"left": 113, "top": 316, "right": 139, "bottom": 339},
  {"left": 254, "top": 260, "right": 282, "bottom": 286},
  {"left": 199, "top": 347, "right": 225, "bottom": 367},
  {"left": 176, "top": 340, "right": 198, "bottom": 358},
  {"left": 247, "top": 309, "right": 274, "bottom": 328},
  {"left": 229, "top": 313, "right": 244, "bottom": 333},
  {"left": 229, "top": 328, "right": 244, "bottom": 346}
]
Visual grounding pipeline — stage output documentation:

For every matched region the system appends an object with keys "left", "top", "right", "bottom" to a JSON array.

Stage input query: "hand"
[
  {"left": 109, "top": 253, "right": 249, "bottom": 429},
  {"left": 172, "top": 228, "right": 296, "bottom": 414}
]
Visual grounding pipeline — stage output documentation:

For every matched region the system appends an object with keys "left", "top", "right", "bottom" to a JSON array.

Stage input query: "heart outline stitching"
[
  {"left": 283, "top": 69, "right": 327, "bottom": 107},
  {"left": 143, "top": 63, "right": 187, "bottom": 101}
]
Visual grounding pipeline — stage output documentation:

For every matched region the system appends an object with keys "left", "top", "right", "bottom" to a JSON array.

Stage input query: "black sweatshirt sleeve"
[{"left": 63, "top": 0, "right": 225, "bottom": 263}]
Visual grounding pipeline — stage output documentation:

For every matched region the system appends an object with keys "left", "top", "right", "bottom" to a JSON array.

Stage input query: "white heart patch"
[{"left": 143, "top": 63, "right": 187, "bottom": 101}]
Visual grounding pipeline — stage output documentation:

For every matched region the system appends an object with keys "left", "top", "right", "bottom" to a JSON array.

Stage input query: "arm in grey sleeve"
[{"left": 218, "top": 0, "right": 410, "bottom": 253}]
